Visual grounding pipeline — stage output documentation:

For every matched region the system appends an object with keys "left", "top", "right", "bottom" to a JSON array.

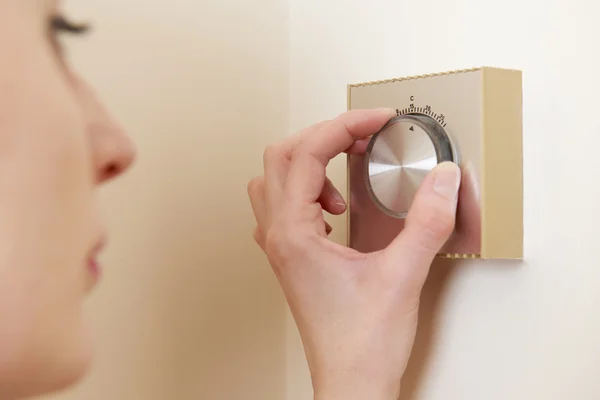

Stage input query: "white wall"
[
  {"left": 42, "top": 1, "right": 289, "bottom": 399},
  {"left": 288, "top": 1, "right": 600, "bottom": 399}
]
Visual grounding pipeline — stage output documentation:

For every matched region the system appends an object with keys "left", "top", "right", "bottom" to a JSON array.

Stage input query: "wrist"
[
  {"left": 314, "top": 387, "right": 399, "bottom": 400},
  {"left": 312, "top": 374, "right": 400, "bottom": 400}
]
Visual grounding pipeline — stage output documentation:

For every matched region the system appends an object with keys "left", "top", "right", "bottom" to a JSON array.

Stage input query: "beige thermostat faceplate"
[{"left": 346, "top": 67, "right": 523, "bottom": 259}]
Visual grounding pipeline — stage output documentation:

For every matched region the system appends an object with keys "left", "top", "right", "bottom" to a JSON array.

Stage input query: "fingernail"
[
  {"left": 376, "top": 107, "right": 398, "bottom": 117},
  {"left": 329, "top": 185, "right": 346, "bottom": 206},
  {"left": 433, "top": 162, "right": 461, "bottom": 204}
]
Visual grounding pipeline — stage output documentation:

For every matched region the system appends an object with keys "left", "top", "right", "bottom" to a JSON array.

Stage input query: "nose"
[
  {"left": 73, "top": 75, "right": 136, "bottom": 184},
  {"left": 92, "top": 121, "right": 136, "bottom": 184}
]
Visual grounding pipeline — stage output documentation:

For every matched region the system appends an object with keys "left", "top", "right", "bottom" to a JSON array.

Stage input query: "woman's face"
[{"left": 0, "top": 1, "right": 135, "bottom": 398}]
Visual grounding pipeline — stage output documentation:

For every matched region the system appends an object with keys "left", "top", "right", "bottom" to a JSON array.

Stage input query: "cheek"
[{"left": 0, "top": 17, "right": 96, "bottom": 397}]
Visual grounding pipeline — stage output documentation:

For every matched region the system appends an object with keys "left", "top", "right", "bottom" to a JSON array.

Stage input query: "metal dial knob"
[{"left": 364, "top": 113, "right": 458, "bottom": 219}]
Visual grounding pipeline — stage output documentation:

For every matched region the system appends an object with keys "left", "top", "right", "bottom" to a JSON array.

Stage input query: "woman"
[{"left": 0, "top": 1, "right": 461, "bottom": 399}]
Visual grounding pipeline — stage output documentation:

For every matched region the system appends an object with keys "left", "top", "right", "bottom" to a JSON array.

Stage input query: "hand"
[{"left": 247, "top": 108, "right": 461, "bottom": 400}]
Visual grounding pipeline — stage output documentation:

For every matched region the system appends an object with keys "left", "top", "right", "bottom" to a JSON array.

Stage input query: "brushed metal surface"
[{"left": 365, "top": 114, "right": 456, "bottom": 218}]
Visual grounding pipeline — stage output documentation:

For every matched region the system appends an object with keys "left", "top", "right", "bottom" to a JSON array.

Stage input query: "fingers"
[
  {"left": 253, "top": 226, "right": 265, "bottom": 251},
  {"left": 284, "top": 108, "right": 396, "bottom": 207},
  {"left": 301, "top": 108, "right": 396, "bottom": 165},
  {"left": 442, "top": 162, "right": 481, "bottom": 253},
  {"left": 318, "top": 177, "right": 347, "bottom": 215},
  {"left": 262, "top": 120, "right": 332, "bottom": 210},
  {"left": 383, "top": 162, "right": 461, "bottom": 284},
  {"left": 262, "top": 144, "right": 288, "bottom": 213},
  {"left": 247, "top": 176, "right": 268, "bottom": 248},
  {"left": 344, "top": 138, "right": 371, "bottom": 155},
  {"left": 253, "top": 108, "right": 395, "bottom": 252}
]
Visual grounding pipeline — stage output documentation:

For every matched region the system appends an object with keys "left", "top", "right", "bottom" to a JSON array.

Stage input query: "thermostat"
[{"left": 346, "top": 67, "right": 523, "bottom": 260}]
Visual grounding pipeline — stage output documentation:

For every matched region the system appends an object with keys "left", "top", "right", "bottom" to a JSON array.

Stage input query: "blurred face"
[{"left": 0, "top": 1, "right": 135, "bottom": 398}]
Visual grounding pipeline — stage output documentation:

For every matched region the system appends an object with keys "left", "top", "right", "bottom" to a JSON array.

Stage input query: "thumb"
[{"left": 382, "top": 162, "right": 461, "bottom": 282}]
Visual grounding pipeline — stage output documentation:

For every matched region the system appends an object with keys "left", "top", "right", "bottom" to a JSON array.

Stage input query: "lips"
[
  {"left": 86, "top": 236, "right": 107, "bottom": 288},
  {"left": 88, "top": 256, "right": 100, "bottom": 277}
]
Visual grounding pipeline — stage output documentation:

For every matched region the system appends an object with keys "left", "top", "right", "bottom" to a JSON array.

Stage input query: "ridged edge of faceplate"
[{"left": 437, "top": 253, "right": 482, "bottom": 259}]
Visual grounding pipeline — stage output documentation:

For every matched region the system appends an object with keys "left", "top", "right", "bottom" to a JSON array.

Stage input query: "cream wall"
[
  {"left": 42, "top": 1, "right": 289, "bottom": 399},
  {"left": 288, "top": 1, "right": 600, "bottom": 399},
  {"left": 38, "top": 0, "right": 600, "bottom": 399}
]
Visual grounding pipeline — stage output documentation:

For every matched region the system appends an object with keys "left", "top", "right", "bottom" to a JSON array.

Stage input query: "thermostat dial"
[{"left": 364, "top": 113, "right": 458, "bottom": 219}]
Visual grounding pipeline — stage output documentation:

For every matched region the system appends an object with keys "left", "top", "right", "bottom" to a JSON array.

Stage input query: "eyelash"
[
  {"left": 51, "top": 15, "right": 90, "bottom": 34},
  {"left": 49, "top": 15, "right": 90, "bottom": 54}
]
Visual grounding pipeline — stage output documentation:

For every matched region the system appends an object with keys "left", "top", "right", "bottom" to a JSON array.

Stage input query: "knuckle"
[
  {"left": 334, "top": 110, "right": 362, "bottom": 131},
  {"left": 329, "top": 117, "right": 349, "bottom": 134},
  {"left": 264, "top": 227, "right": 284, "bottom": 255},
  {"left": 247, "top": 176, "right": 263, "bottom": 198},
  {"left": 252, "top": 226, "right": 265, "bottom": 247},
  {"left": 264, "top": 223, "right": 297, "bottom": 262},
  {"left": 263, "top": 143, "right": 283, "bottom": 164},
  {"left": 289, "top": 142, "right": 308, "bottom": 161}
]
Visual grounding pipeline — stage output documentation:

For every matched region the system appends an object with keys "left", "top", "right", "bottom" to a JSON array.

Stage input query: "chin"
[
  {"left": 47, "top": 344, "right": 94, "bottom": 396},
  {"left": 0, "top": 324, "right": 94, "bottom": 400},
  {"left": 39, "top": 328, "right": 95, "bottom": 399}
]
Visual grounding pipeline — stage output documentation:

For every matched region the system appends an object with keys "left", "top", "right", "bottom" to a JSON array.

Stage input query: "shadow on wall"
[
  {"left": 398, "top": 258, "right": 522, "bottom": 400},
  {"left": 399, "top": 258, "right": 458, "bottom": 400}
]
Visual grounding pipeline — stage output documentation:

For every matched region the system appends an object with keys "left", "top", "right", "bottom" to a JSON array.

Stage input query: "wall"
[
  {"left": 42, "top": 1, "right": 289, "bottom": 399},
  {"left": 288, "top": 1, "right": 600, "bottom": 399},
  {"left": 32, "top": 1, "right": 600, "bottom": 399}
]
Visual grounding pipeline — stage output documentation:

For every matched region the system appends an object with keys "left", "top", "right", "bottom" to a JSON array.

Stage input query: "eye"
[
  {"left": 51, "top": 15, "right": 90, "bottom": 34},
  {"left": 49, "top": 14, "right": 91, "bottom": 55}
]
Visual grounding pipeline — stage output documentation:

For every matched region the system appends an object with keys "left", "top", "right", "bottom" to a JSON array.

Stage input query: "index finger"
[
  {"left": 284, "top": 108, "right": 396, "bottom": 207},
  {"left": 305, "top": 108, "right": 397, "bottom": 164}
]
